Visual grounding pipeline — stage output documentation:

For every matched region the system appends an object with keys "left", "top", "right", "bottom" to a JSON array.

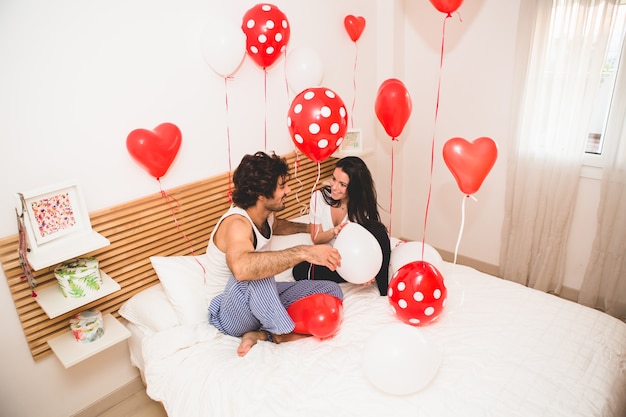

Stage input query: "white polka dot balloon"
[
  {"left": 287, "top": 87, "right": 348, "bottom": 162},
  {"left": 241, "top": 3, "right": 290, "bottom": 69},
  {"left": 387, "top": 260, "right": 447, "bottom": 326}
]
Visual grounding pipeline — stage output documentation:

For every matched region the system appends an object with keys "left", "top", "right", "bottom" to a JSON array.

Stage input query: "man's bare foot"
[
  {"left": 237, "top": 330, "right": 266, "bottom": 357},
  {"left": 237, "top": 331, "right": 311, "bottom": 357}
]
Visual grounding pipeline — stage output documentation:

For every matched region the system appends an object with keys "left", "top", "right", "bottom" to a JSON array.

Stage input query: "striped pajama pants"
[{"left": 208, "top": 275, "right": 343, "bottom": 337}]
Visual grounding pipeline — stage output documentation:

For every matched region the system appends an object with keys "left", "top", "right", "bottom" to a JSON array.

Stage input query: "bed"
[{"left": 119, "top": 229, "right": 626, "bottom": 417}]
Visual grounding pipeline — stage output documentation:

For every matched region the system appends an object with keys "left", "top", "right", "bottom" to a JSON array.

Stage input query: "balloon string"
[
  {"left": 309, "top": 163, "right": 322, "bottom": 281},
  {"left": 351, "top": 42, "right": 359, "bottom": 129},
  {"left": 389, "top": 140, "right": 396, "bottom": 236},
  {"left": 284, "top": 48, "right": 291, "bottom": 101},
  {"left": 311, "top": 163, "right": 321, "bottom": 242},
  {"left": 454, "top": 195, "right": 466, "bottom": 264},
  {"left": 422, "top": 14, "right": 450, "bottom": 261},
  {"left": 293, "top": 151, "right": 308, "bottom": 216},
  {"left": 224, "top": 76, "right": 233, "bottom": 202},
  {"left": 311, "top": 161, "right": 321, "bottom": 198},
  {"left": 264, "top": 68, "right": 268, "bottom": 152},
  {"left": 453, "top": 194, "right": 477, "bottom": 265},
  {"left": 159, "top": 180, "right": 207, "bottom": 283}
]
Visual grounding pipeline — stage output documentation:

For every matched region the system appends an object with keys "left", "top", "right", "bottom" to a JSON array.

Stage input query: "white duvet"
[{"left": 141, "top": 263, "right": 626, "bottom": 417}]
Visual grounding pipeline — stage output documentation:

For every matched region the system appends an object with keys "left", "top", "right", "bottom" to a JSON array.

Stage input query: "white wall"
[
  {"left": 393, "top": 0, "right": 600, "bottom": 291},
  {"left": 0, "top": 0, "right": 599, "bottom": 416},
  {"left": 394, "top": 0, "right": 517, "bottom": 266}
]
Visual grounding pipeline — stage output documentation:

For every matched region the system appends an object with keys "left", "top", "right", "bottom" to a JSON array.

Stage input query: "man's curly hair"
[{"left": 231, "top": 151, "right": 290, "bottom": 209}]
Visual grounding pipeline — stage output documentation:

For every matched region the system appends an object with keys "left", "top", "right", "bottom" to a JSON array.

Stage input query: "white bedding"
[{"left": 133, "top": 261, "right": 626, "bottom": 417}]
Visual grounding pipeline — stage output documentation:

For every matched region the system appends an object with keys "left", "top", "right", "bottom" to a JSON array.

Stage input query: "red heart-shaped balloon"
[
  {"left": 442, "top": 137, "right": 497, "bottom": 195},
  {"left": 429, "top": 0, "right": 464, "bottom": 15},
  {"left": 126, "top": 123, "right": 182, "bottom": 180},
  {"left": 344, "top": 15, "right": 366, "bottom": 42}
]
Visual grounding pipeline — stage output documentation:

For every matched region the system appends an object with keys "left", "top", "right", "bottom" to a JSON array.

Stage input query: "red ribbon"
[
  {"left": 389, "top": 139, "right": 397, "bottom": 236},
  {"left": 422, "top": 14, "right": 453, "bottom": 261},
  {"left": 351, "top": 42, "right": 359, "bottom": 129},
  {"left": 159, "top": 180, "right": 207, "bottom": 282},
  {"left": 263, "top": 68, "right": 268, "bottom": 151}
]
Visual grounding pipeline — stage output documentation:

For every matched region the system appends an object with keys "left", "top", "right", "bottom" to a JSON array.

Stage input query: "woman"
[{"left": 292, "top": 156, "right": 391, "bottom": 296}]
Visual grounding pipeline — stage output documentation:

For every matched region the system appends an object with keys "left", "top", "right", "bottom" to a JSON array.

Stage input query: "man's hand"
[{"left": 305, "top": 245, "right": 342, "bottom": 271}]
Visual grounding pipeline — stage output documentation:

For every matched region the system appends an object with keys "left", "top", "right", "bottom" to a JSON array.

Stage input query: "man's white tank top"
[{"left": 204, "top": 205, "right": 274, "bottom": 302}]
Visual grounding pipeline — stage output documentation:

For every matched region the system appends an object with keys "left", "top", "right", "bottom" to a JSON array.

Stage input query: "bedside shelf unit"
[
  {"left": 36, "top": 271, "right": 120, "bottom": 319},
  {"left": 48, "top": 313, "right": 131, "bottom": 368},
  {"left": 35, "top": 270, "right": 129, "bottom": 367}
]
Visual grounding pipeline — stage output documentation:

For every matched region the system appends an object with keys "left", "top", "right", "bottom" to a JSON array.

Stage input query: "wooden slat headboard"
[{"left": 0, "top": 152, "right": 336, "bottom": 361}]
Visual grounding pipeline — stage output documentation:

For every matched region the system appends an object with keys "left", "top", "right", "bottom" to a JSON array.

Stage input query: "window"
[{"left": 585, "top": 2, "right": 626, "bottom": 155}]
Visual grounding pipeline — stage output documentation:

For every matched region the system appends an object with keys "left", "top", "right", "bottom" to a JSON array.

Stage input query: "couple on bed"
[{"left": 207, "top": 151, "right": 390, "bottom": 356}]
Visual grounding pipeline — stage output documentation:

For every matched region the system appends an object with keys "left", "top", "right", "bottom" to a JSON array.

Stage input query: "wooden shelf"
[
  {"left": 35, "top": 271, "right": 120, "bottom": 319},
  {"left": 27, "top": 230, "right": 110, "bottom": 271},
  {"left": 48, "top": 313, "right": 131, "bottom": 368},
  {"left": 36, "top": 269, "right": 128, "bottom": 367}
]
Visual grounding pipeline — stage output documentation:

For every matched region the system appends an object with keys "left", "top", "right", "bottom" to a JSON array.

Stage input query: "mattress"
[{"left": 129, "top": 261, "right": 626, "bottom": 417}]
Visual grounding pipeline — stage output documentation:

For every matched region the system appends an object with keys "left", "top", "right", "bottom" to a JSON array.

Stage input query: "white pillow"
[
  {"left": 269, "top": 232, "right": 313, "bottom": 251},
  {"left": 119, "top": 283, "right": 179, "bottom": 334},
  {"left": 150, "top": 255, "right": 211, "bottom": 326}
]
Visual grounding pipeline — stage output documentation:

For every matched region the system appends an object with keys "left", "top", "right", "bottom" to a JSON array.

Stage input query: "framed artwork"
[
  {"left": 340, "top": 128, "right": 363, "bottom": 154},
  {"left": 17, "top": 181, "right": 91, "bottom": 247}
]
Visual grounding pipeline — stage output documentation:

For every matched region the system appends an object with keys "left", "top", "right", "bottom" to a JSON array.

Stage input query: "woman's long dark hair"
[{"left": 320, "top": 156, "right": 381, "bottom": 225}]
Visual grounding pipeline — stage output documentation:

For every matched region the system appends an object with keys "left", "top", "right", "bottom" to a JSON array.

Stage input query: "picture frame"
[
  {"left": 340, "top": 128, "right": 363, "bottom": 154},
  {"left": 16, "top": 180, "right": 92, "bottom": 248}
]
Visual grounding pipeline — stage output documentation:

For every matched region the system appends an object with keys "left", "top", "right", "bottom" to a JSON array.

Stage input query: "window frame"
[{"left": 582, "top": 1, "right": 626, "bottom": 179}]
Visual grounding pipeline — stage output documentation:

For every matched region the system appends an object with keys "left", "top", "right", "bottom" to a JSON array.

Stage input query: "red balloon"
[
  {"left": 241, "top": 3, "right": 290, "bottom": 69},
  {"left": 388, "top": 261, "right": 447, "bottom": 326},
  {"left": 375, "top": 78, "right": 412, "bottom": 139},
  {"left": 126, "top": 123, "right": 182, "bottom": 180},
  {"left": 429, "top": 0, "right": 464, "bottom": 15},
  {"left": 287, "top": 293, "right": 343, "bottom": 339},
  {"left": 287, "top": 87, "right": 348, "bottom": 163},
  {"left": 344, "top": 15, "right": 366, "bottom": 42},
  {"left": 443, "top": 137, "right": 498, "bottom": 195}
]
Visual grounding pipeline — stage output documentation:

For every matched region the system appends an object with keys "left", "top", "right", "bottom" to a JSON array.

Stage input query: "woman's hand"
[
  {"left": 332, "top": 222, "right": 349, "bottom": 237},
  {"left": 312, "top": 222, "right": 348, "bottom": 244}
]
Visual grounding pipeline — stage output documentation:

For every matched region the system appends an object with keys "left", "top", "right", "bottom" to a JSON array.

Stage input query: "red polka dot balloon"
[
  {"left": 388, "top": 260, "right": 447, "bottom": 326},
  {"left": 241, "top": 3, "right": 290, "bottom": 69},
  {"left": 287, "top": 87, "right": 348, "bottom": 163}
]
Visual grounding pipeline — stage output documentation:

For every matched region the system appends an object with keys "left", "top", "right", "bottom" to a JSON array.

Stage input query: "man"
[{"left": 207, "top": 151, "right": 343, "bottom": 356}]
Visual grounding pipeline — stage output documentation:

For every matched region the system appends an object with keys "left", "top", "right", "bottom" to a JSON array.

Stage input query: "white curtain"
[
  {"left": 500, "top": 0, "right": 619, "bottom": 292},
  {"left": 578, "top": 33, "right": 626, "bottom": 320}
]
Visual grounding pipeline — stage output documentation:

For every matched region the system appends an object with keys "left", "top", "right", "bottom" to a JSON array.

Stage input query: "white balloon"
[
  {"left": 334, "top": 222, "right": 383, "bottom": 284},
  {"left": 389, "top": 241, "right": 443, "bottom": 277},
  {"left": 201, "top": 17, "right": 246, "bottom": 78},
  {"left": 285, "top": 46, "right": 324, "bottom": 94},
  {"left": 364, "top": 323, "right": 442, "bottom": 395}
]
